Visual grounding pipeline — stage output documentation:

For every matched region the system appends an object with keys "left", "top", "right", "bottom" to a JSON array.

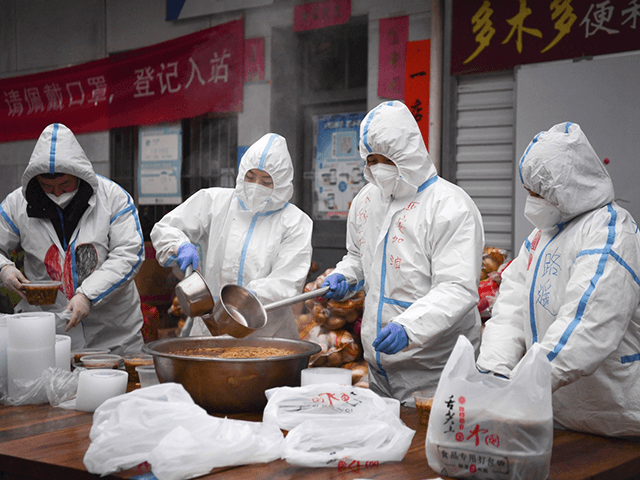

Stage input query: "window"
[{"left": 110, "top": 114, "right": 238, "bottom": 240}]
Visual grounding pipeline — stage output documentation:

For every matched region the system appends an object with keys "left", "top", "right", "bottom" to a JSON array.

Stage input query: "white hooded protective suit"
[
  {"left": 0, "top": 123, "right": 145, "bottom": 354},
  {"left": 151, "top": 133, "right": 312, "bottom": 340},
  {"left": 332, "top": 101, "right": 484, "bottom": 404},
  {"left": 478, "top": 122, "right": 640, "bottom": 438}
]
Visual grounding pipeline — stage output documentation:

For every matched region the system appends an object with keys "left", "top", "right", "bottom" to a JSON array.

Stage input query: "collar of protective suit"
[
  {"left": 234, "top": 133, "right": 294, "bottom": 213},
  {"left": 21, "top": 123, "right": 100, "bottom": 201},
  {"left": 359, "top": 100, "right": 437, "bottom": 201},
  {"left": 519, "top": 122, "right": 615, "bottom": 223}
]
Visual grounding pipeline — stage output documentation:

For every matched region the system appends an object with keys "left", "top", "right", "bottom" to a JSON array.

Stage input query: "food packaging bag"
[
  {"left": 83, "top": 383, "right": 284, "bottom": 480},
  {"left": 264, "top": 384, "right": 414, "bottom": 468},
  {"left": 263, "top": 384, "right": 392, "bottom": 431},
  {"left": 426, "top": 336, "right": 553, "bottom": 480}
]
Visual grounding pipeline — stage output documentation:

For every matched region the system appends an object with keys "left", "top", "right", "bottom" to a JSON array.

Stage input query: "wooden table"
[{"left": 1, "top": 400, "right": 640, "bottom": 480}]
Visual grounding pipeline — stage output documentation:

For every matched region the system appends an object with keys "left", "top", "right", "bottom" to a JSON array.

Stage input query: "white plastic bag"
[
  {"left": 263, "top": 384, "right": 391, "bottom": 431},
  {"left": 426, "top": 336, "right": 553, "bottom": 480},
  {"left": 283, "top": 416, "right": 415, "bottom": 468},
  {"left": 1, "top": 366, "right": 78, "bottom": 406},
  {"left": 264, "top": 384, "right": 414, "bottom": 468},
  {"left": 83, "top": 383, "right": 284, "bottom": 480}
]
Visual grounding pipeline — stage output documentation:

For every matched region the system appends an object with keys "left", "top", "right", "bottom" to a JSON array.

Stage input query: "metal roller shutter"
[{"left": 455, "top": 73, "right": 516, "bottom": 256}]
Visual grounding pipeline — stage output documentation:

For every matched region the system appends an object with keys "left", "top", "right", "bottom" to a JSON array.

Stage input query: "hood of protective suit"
[
  {"left": 235, "top": 133, "right": 293, "bottom": 212},
  {"left": 359, "top": 101, "right": 436, "bottom": 200},
  {"left": 519, "top": 122, "right": 614, "bottom": 222},
  {"left": 21, "top": 123, "right": 99, "bottom": 198}
]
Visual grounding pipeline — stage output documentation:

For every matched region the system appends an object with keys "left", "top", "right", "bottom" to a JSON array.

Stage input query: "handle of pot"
[{"left": 263, "top": 280, "right": 357, "bottom": 312}]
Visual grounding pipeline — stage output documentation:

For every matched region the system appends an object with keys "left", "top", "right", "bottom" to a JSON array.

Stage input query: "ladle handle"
[
  {"left": 264, "top": 286, "right": 330, "bottom": 312},
  {"left": 184, "top": 265, "right": 194, "bottom": 277},
  {"left": 264, "top": 280, "right": 357, "bottom": 312}
]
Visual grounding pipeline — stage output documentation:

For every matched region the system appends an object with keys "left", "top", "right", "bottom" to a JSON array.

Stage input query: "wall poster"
[
  {"left": 313, "top": 112, "right": 366, "bottom": 220},
  {"left": 138, "top": 122, "right": 182, "bottom": 205}
]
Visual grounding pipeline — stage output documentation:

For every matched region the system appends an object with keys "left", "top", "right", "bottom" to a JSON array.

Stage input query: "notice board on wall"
[{"left": 514, "top": 51, "right": 640, "bottom": 249}]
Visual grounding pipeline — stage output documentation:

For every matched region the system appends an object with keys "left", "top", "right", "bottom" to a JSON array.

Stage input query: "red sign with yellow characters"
[{"left": 452, "top": 0, "right": 640, "bottom": 75}]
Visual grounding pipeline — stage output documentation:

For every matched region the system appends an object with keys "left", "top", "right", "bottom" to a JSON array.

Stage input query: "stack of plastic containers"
[
  {"left": 7, "top": 312, "right": 56, "bottom": 398},
  {"left": 0, "top": 314, "right": 8, "bottom": 395}
]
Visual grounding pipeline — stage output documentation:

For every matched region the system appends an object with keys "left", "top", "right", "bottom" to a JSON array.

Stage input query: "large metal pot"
[{"left": 143, "top": 336, "right": 321, "bottom": 413}]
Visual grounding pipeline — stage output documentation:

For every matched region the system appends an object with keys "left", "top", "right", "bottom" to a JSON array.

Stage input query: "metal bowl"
[{"left": 142, "top": 336, "right": 321, "bottom": 413}]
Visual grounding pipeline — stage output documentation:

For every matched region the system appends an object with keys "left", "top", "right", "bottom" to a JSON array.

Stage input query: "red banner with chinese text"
[
  {"left": 378, "top": 16, "right": 409, "bottom": 100},
  {"left": 452, "top": 0, "right": 640, "bottom": 75},
  {"left": 405, "top": 40, "right": 430, "bottom": 150},
  {"left": 0, "top": 19, "right": 244, "bottom": 142},
  {"left": 293, "top": 0, "right": 351, "bottom": 32}
]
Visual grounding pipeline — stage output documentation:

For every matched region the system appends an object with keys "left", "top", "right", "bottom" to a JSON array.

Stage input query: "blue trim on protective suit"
[
  {"left": 577, "top": 248, "right": 640, "bottom": 287},
  {"left": 237, "top": 203, "right": 287, "bottom": 286},
  {"left": 547, "top": 205, "right": 617, "bottom": 362},
  {"left": 373, "top": 176, "right": 434, "bottom": 378},
  {"left": 362, "top": 102, "right": 393, "bottom": 154},
  {"left": 0, "top": 203, "right": 20, "bottom": 236},
  {"left": 518, "top": 131, "right": 543, "bottom": 184},
  {"left": 418, "top": 175, "right": 438, "bottom": 192},
  {"left": 564, "top": 122, "right": 573, "bottom": 133},
  {"left": 528, "top": 227, "right": 565, "bottom": 343},
  {"left": 258, "top": 134, "right": 277, "bottom": 170},
  {"left": 163, "top": 254, "right": 177, "bottom": 268},
  {"left": 92, "top": 177, "right": 144, "bottom": 303},
  {"left": 375, "top": 231, "right": 390, "bottom": 379},
  {"left": 621, "top": 353, "right": 640, "bottom": 364},
  {"left": 70, "top": 235, "right": 78, "bottom": 291},
  {"left": 49, "top": 123, "right": 59, "bottom": 174}
]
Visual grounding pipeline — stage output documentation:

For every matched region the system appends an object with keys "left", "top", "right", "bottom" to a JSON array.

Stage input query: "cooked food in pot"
[{"left": 173, "top": 346, "right": 296, "bottom": 358}]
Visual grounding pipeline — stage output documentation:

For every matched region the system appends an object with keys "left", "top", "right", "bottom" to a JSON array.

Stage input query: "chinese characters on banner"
[
  {"left": 293, "top": 0, "right": 351, "bottom": 32},
  {"left": 452, "top": 0, "right": 640, "bottom": 75},
  {"left": 138, "top": 123, "right": 182, "bottom": 205},
  {"left": 0, "top": 19, "right": 244, "bottom": 142},
  {"left": 314, "top": 112, "right": 366, "bottom": 220},
  {"left": 245, "top": 38, "right": 265, "bottom": 82},
  {"left": 405, "top": 40, "right": 431, "bottom": 150},
  {"left": 378, "top": 16, "right": 409, "bottom": 100}
]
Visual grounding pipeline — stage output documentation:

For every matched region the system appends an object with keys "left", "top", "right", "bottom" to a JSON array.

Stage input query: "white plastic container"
[
  {"left": 8, "top": 312, "right": 56, "bottom": 349},
  {"left": 300, "top": 367, "right": 352, "bottom": 386},
  {"left": 135, "top": 365, "right": 160, "bottom": 388},
  {"left": 55, "top": 335, "right": 71, "bottom": 371},
  {"left": 0, "top": 315, "right": 9, "bottom": 391},
  {"left": 7, "top": 346, "right": 56, "bottom": 397},
  {"left": 76, "top": 369, "right": 128, "bottom": 412}
]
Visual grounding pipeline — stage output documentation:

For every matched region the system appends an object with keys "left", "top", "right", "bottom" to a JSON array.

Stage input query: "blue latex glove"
[
  {"left": 321, "top": 273, "right": 349, "bottom": 300},
  {"left": 176, "top": 242, "right": 199, "bottom": 273},
  {"left": 372, "top": 322, "right": 408, "bottom": 354}
]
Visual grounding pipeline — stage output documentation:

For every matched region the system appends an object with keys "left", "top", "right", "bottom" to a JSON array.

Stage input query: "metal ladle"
[{"left": 203, "top": 280, "right": 356, "bottom": 338}]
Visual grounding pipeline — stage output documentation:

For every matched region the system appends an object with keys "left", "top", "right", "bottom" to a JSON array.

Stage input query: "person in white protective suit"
[
  {"left": 0, "top": 123, "right": 145, "bottom": 354},
  {"left": 150, "top": 133, "right": 312, "bottom": 340},
  {"left": 477, "top": 122, "right": 640, "bottom": 438},
  {"left": 321, "top": 101, "right": 485, "bottom": 404}
]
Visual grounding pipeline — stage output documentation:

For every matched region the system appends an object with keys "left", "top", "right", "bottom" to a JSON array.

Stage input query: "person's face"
[
  {"left": 244, "top": 169, "right": 273, "bottom": 189},
  {"left": 37, "top": 174, "right": 78, "bottom": 197},
  {"left": 366, "top": 154, "right": 396, "bottom": 168}
]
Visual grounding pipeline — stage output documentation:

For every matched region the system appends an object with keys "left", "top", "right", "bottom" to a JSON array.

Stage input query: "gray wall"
[{"left": 514, "top": 51, "right": 640, "bottom": 249}]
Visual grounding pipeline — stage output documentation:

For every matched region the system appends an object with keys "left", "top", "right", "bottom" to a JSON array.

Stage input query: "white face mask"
[
  {"left": 524, "top": 195, "right": 562, "bottom": 229},
  {"left": 369, "top": 163, "right": 399, "bottom": 198},
  {"left": 46, "top": 188, "right": 78, "bottom": 209},
  {"left": 243, "top": 182, "right": 272, "bottom": 210}
]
